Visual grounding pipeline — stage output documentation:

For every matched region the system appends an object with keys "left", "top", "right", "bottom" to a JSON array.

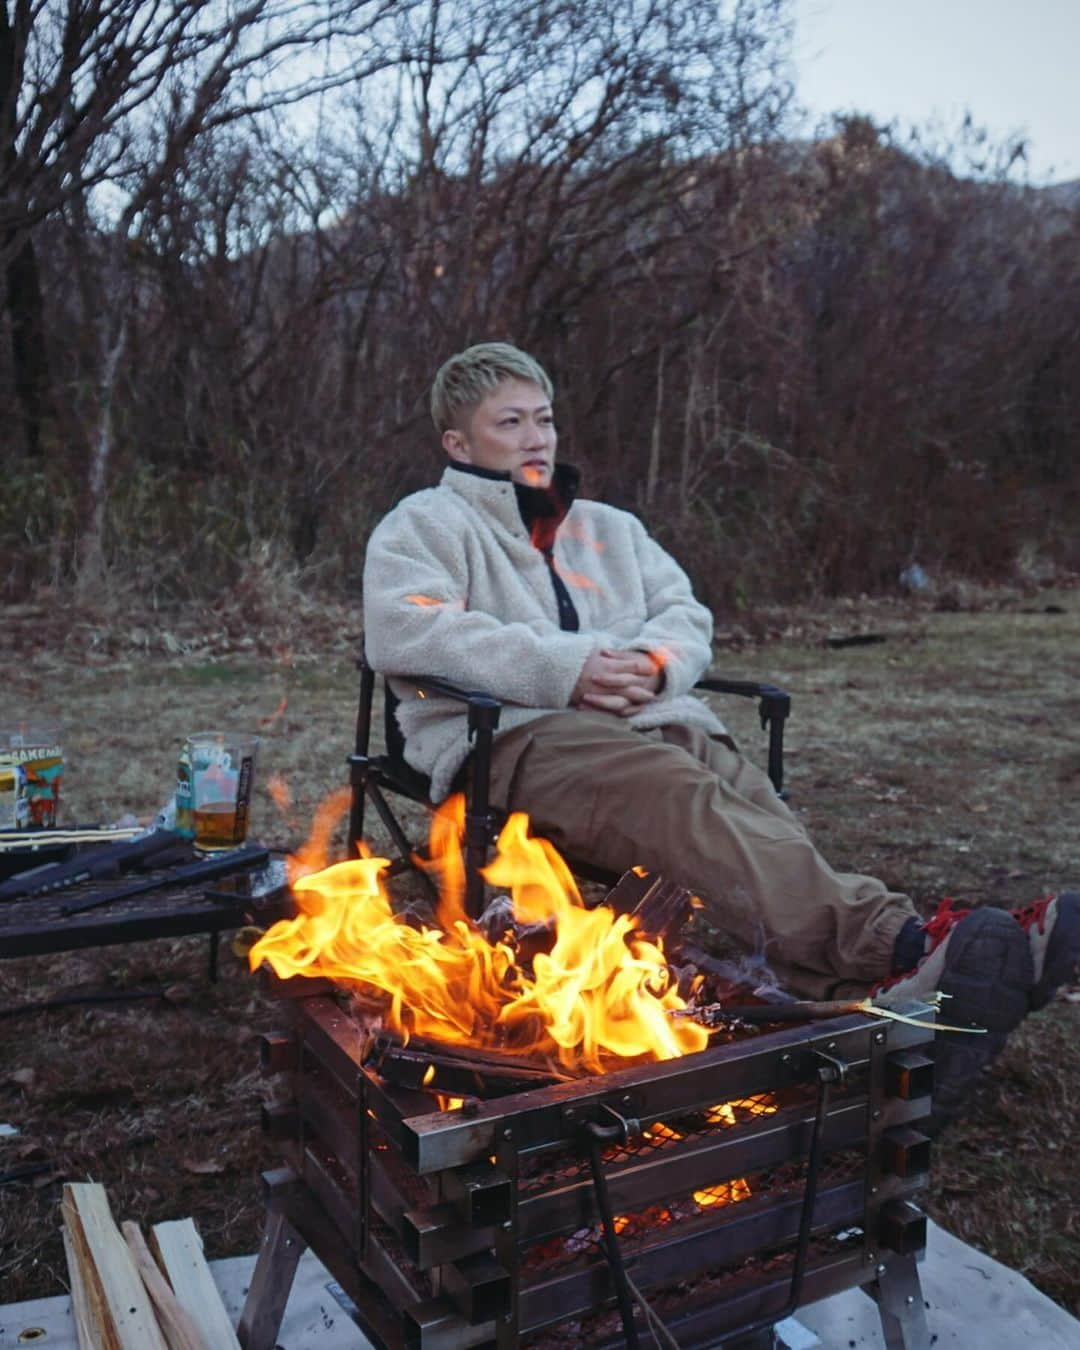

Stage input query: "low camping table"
[{"left": 0, "top": 847, "right": 294, "bottom": 978}]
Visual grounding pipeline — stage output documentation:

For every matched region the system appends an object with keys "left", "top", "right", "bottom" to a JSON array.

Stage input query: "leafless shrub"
[{"left": 2, "top": 4, "right": 1078, "bottom": 611}]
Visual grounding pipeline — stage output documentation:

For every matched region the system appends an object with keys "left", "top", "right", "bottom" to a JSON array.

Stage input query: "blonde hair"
[{"left": 431, "top": 342, "right": 554, "bottom": 433}]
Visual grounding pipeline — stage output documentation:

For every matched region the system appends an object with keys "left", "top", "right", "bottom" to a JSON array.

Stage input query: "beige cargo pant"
[{"left": 487, "top": 710, "right": 919, "bottom": 1000}]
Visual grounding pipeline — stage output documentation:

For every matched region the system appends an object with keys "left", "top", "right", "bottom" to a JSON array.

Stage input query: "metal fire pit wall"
[{"left": 242, "top": 982, "right": 936, "bottom": 1350}]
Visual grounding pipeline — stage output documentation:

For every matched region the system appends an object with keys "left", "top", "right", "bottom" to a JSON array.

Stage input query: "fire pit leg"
[
  {"left": 867, "top": 1253, "right": 931, "bottom": 1350},
  {"left": 237, "top": 1208, "right": 307, "bottom": 1350}
]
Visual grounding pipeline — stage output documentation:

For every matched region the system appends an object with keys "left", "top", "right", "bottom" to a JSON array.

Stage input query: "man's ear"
[{"left": 442, "top": 428, "right": 470, "bottom": 463}]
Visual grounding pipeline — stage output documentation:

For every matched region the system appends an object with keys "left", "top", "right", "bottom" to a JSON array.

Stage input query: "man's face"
[{"left": 442, "top": 378, "right": 557, "bottom": 487}]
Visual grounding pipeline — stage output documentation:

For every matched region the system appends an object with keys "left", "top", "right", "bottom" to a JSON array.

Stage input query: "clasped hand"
[{"left": 571, "top": 648, "right": 662, "bottom": 716}]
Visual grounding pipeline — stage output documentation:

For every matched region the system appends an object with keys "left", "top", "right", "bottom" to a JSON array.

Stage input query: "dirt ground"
[{"left": 1, "top": 580, "right": 1078, "bottom": 1317}]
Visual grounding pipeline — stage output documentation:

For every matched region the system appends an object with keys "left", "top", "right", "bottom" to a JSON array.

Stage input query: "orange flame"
[
  {"left": 249, "top": 796, "right": 707, "bottom": 1072},
  {"left": 611, "top": 1177, "right": 753, "bottom": 1235},
  {"left": 285, "top": 785, "right": 356, "bottom": 885},
  {"left": 695, "top": 1178, "right": 751, "bottom": 1208},
  {"left": 645, "top": 1121, "right": 683, "bottom": 1141},
  {"left": 419, "top": 794, "right": 466, "bottom": 928}
]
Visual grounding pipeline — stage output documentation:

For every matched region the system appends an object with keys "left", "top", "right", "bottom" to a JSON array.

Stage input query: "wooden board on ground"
[
  {"left": 60, "top": 1228, "right": 97, "bottom": 1350},
  {"left": 122, "top": 1220, "right": 208, "bottom": 1350},
  {"left": 151, "top": 1217, "right": 242, "bottom": 1350},
  {"left": 61, "top": 1182, "right": 169, "bottom": 1350}
]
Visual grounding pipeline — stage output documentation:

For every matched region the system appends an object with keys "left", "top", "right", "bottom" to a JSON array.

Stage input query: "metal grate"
[
  {"left": 521, "top": 1229, "right": 865, "bottom": 1348},
  {"left": 519, "top": 1147, "right": 866, "bottom": 1280},
  {"left": 516, "top": 1076, "right": 865, "bottom": 1198},
  {"left": 245, "top": 989, "right": 936, "bottom": 1350}
]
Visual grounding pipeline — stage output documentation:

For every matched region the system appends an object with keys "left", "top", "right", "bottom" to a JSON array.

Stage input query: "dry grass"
[{"left": 1, "top": 581, "right": 1078, "bottom": 1315}]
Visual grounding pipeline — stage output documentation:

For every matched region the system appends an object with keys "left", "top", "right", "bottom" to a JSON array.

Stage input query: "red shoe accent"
[
  {"left": 872, "top": 897, "right": 972, "bottom": 993},
  {"left": 1010, "top": 895, "right": 1055, "bottom": 934},
  {"left": 920, "top": 896, "right": 972, "bottom": 948}
]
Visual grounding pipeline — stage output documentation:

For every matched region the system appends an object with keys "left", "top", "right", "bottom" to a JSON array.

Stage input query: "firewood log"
[
  {"left": 60, "top": 1228, "right": 97, "bottom": 1350},
  {"left": 605, "top": 869, "right": 696, "bottom": 944},
  {"left": 61, "top": 1182, "right": 169, "bottom": 1350},
  {"left": 122, "top": 1221, "right": 208, "bottom": 1350},
  {"left": 150, "top": 1218, "right": 241, "bottom": 1350},
  {"left": 366, "top": 1029, "right": 574, "bottom": 1098}
]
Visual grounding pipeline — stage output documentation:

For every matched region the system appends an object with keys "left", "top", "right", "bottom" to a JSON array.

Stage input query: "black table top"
[{"left": 0, "top": 850, "right": 293, "bottom": 958}]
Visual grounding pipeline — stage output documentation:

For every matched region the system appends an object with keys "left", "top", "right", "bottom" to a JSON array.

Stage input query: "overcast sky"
[{"left": 791, "top": 0, "right": 1079, "bottom": 184}]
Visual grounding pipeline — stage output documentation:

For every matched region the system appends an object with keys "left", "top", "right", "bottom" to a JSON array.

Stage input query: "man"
[{"left": 362, "top": 341, "right": 1079, "bottom": 1127}]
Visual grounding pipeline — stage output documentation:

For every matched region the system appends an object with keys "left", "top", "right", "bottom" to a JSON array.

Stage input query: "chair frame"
[{"left": 348, "top": 652, "right": 790, "bottom": 920}]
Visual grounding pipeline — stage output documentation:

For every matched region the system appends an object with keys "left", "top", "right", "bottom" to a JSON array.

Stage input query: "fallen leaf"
[{"left": 183, "top": 1158, "right": 226, "bottom": 1175}]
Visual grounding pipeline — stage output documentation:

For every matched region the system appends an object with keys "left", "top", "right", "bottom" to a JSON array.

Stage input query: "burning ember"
[{"left": 249, "top": 795, "right": 708, "bottom": 1073}]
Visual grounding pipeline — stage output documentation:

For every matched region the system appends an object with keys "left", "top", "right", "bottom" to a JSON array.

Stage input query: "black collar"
[{"left": 446, "top": 461, "right": 581, "bottom": 537}]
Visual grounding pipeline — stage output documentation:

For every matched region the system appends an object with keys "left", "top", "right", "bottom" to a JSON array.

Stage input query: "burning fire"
[
  {"left": 695, "top": 1178, "right": 752, "bottom": 1208},
  {"left": 249, "top": 796, "right": 707, "bottom": 1073}
]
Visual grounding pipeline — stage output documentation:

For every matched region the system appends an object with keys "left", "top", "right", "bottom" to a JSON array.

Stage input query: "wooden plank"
[
  {"left": 61, "top": 1227, "right": 97, "bottom": 1350},
  {"left": 122, "top": 1221, "right": 209, "bottom": 1350},
  {"left": 236, "top": 1209, "right": 306, "bottom": 1350},
  {"left": 61, "top": 1182, "right": 170, "bottom": 1350},
  {"left": 150, "top": 1217, "right": 242, "bottom": 1350}
]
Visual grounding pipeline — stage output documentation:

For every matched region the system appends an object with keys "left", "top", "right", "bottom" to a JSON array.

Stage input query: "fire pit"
[{"left": 238, "top": 804, "right": 935, "bottom": 1349}]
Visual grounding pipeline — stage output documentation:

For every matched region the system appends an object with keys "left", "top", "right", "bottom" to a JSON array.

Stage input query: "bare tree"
[
  {"left": 7, "top": 3, "right": 1075, "bottom": 609},
  {"left": 87, "top": 0, "right": 796, "bottom": 580},
  {"left": 0, "top": 0, "right": 414, "bottom": 587}
]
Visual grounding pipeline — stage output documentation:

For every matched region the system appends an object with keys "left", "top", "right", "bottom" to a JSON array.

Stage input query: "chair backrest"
[{"left": 383, "top": 681, "right": 408, "bottom": 764}]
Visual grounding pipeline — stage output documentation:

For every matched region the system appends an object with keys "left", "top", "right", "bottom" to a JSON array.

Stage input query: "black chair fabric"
[{"left": 348, "top": 654, "right": 790, "bottom": 918}]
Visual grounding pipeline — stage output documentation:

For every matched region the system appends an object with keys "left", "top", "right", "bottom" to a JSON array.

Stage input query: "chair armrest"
[
  {"left": 695, "top": 677, "right": 791, "bottom": 726},
  {"left": 411, "top": 675, "right": 503, "bottom": 719},
  {"left": 356, "top": 646, "right": 502, "bottom": 742},
  {"left": 695, "top": 675, "right": 791, "bottom": 796},
  {"left": 696, "top": 675, "right": 789, "bottom": 705},
  {"left": 407, "top": 677, "right": 502, "bottom": 744}
]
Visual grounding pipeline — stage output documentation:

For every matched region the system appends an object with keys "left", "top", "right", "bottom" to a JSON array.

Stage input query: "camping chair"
[{"left": 348, "top": 649, "right": 790, "bottom": 920}]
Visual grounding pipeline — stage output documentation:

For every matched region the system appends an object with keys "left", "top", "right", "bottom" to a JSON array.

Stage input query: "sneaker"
[
  {"left": 1011, "top": 892, "right": 1080, "bottom": 1010},
  {"left": 874, "top": 905, "right": 1034, "bottom": 1131}
]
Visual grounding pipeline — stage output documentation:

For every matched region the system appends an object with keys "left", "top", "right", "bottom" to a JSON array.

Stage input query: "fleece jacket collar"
[{"left": 444, "top": 462, "right": 581, "bottom": 542}]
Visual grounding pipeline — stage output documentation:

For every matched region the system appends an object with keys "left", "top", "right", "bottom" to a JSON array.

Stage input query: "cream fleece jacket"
[{"left": 362, "top": 466, "right": 726, "bottom": 800}]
